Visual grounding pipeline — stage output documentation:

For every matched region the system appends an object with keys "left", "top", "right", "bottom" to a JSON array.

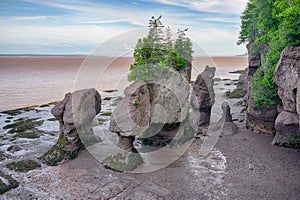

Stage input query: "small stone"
[
  {"left": 217, "top": 102, "right": 238, "bottom": 135},
  {"left": 7, "top": 145, "right": 22, "bottom": 153}
]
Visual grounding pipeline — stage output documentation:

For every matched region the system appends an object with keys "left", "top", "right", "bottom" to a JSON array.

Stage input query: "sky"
[{"left": 0, "top": 0, "right": 249, "bottom": 56}]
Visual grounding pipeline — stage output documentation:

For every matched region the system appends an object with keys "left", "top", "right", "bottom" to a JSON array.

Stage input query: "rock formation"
[
  {"left": 245, "top": 43, "right": 278, "bottom": 135},
  {"left": 190, "top": 66, "right": 216, "bottom": 135},
  {"left": 236, "top": 68, "right": 248, "bottom": 90},
  {"left": 246, "top": 43, "right": 261, "bottom": 77},
  {"left": 40, "top": 88, "right": 102, "bottom": 165},
  {"left": 273, "top": 46, "right": 300, "bottom": 148},
  {"left": 246, "top": 99, "right": 278, "bottom": 135},
  {"left": 217, "top": 102, "right": 238, "bottom": 135},
  {"left": 109, "top": 81, "right": 150, "bottom": 137},
  {"left": 180, "top": 62, "right": 192, "bottom": 83},
  {"left": 104, "top": 69, "right": 191, "bottom": 171}
]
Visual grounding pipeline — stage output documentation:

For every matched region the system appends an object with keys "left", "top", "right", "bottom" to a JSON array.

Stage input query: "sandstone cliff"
[{"left": 273, "top": 46, "right": 300, "bottom": 148}]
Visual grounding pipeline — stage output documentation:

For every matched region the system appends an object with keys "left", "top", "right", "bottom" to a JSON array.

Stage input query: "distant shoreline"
[{"left": 0, "top": 54, "right": 248, "bottom": 58}]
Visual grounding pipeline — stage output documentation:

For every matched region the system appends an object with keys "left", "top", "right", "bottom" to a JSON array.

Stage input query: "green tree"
[
  {"left": 238, "top": 0, "right": 300, "bottom": 107},
  {"left": 128, "top": 16, "right": 193, "bottom": 82}
]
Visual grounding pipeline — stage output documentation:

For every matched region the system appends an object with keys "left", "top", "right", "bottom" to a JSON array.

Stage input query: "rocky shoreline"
[{"left": 1, "top": 67, "right": 300, "bottom": 198}]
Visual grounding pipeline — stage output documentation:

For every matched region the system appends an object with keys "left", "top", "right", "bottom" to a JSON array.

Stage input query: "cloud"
[
  {"left": 152, "top": 0, "right": 248, "bottom": 14},
  {"left": 6, "top": 16, "right": 54, "bottom": 22},
  {"left": 79, "top": 19, "right": 128, "bottom": 25},
  {"left": 0, "top": 0, "right": 248, "bottom": 55},
  {"left": 199, "top": 17, "right": 239, "bottom": 24}
]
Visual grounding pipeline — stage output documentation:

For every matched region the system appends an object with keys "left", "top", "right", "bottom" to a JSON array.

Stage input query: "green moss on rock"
[
  {"left": 13, "top": 130, "right": 43, "bottom": 139},
  {"left": 79, "top": 131, "right": 101, "bottom": 147},
  {"left": 111, "top": 96, "right": 123, "bottom": 106},
  {"left": 0, "top": 151, "right": 7, "bottom": 161},
  {"left": 0, "top": 171, "right": 19, "bottom": 195},
  {"left": 0, "top": 106, "right": 37, "bottom": 116},
  {"left": 102, "top": 149, "right": 143, "bottom": 172},
  {"left": 4, "top": 118, "right": 43, "bottom": 133},
  {"left": 6, "top": 160, "right": 41, "bottom": 172},
  {"left": 103, "top": 96, "right": 113, "bottom": 100},
  {"left": 273, "top": 142, "right": 300, "bottom": 149},
  {"left": 100, "top": 111, "right": 112, "bottom": 116},
  {"left": 39, "top": 134, "right": 83, "bottom": 166},
  {"left": 96, "top": 118, "right": 108, "bottom": 125},
  {"left": 225, "top": 89, "right": 247, "bottom": 99},
  {"left": 39, "top": 101, "right": 58, "bottom": 108},
  {"left": 103, "top": 89, "right": 118, "bottom": 93}
]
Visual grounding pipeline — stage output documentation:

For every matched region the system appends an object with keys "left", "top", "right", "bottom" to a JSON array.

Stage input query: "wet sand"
[{"left": 217, "top": 127, "right": 300, "bottom": 199}]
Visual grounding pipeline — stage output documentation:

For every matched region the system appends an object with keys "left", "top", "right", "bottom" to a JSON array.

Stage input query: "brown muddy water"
[{"left": 0, "top": 56, "right": 247, "bottom": 111}]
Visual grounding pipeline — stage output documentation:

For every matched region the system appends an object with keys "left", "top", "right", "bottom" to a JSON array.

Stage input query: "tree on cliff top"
[
  {"left": 238, "top": 0, "right": 300, "bottom": 107},
  {"left": 128, "top": 16, "right": 193, "bottom": 82}
]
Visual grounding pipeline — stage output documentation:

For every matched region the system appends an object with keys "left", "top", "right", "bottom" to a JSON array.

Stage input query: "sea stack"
[{"left": 40, "top": 88, "right": 102, "bottom": 166}]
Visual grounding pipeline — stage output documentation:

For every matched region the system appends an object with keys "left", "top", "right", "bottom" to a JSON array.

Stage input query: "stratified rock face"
[
  {"left": 40, "top": 88, "right": 101, "bottom": 166},
  {"left": 297, "top": 80, "right": 300, "bottom": 124},
  {"left": 246, "top": 43, "right": 261, "bottom": 76},
  {"left": 245, "top": 42, "right": 278, "bottom": 135},
  {"left": 180, "top": 62, "right": 192, "bottom": 83},
  {"left": 274, "top": 46, "right": 300, "bottom": 112},
  {"left": 109, "top": 70, "right": 190, "bottom": 139},
  {"left": 273, "top": 46, "right": 300, "bottom": 148},
  {"left": 109, "top": 81, "right": 150, "bottom": 137},
  {"left": 106, "top": 70, "right": 191, "bottom": 171},
  {"left": 246, "top": 96, "right": 278, "bottom": 135},
  {"left": 236, "top": 68, "right": 248, "bottom": 90},
  {"left": 246, "top": 93, "right": 278, "bottom": 135},
  {"left": 149, "top": 70, "right": 190, "bottom": 125},
  {"left": 190, "top": 66, "right": 216, "bottom": 134}
]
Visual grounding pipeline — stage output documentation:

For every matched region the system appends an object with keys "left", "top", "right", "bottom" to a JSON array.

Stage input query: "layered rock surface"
[
  {"left": 190, "top": 66, "right": 216, "bottom": 135},
  {"left": 40, "top": 88, "right": 102, "bottom": 165},
  {"left": 104, "top": 64, "right": 219, "bottom": 171},
  {"left": 105, "top": 68, "right": 196, "bottom": 171},
  {"left": 245, "top": 43, "right": 278, "bottom": 135},
  {"left": 273, "top": 46, "right": 300, "bottom": 148}
]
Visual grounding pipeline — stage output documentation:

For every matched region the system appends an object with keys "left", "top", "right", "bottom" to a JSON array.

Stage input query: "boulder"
[
  {"left": 190, "top": 66, "right": 216, "bottom": 134},
  {"left": 217, "top": 102, "right": 238, "bottom": 135},
  {"left": 272, "top": 111, "right": 300, "bottom": 148},
  {"left": 40, "top": 88, "right": 101, "bottom": 166}
]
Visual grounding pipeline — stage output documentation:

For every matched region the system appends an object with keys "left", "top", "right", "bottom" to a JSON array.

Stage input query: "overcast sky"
[{"left": 0, "top": 0, "right": 248, "bottom": 56}]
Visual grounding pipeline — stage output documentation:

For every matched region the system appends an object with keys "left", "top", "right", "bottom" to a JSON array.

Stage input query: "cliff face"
[
  {"left": 246, "top": 43, "right": 278, "bottom": 135},
  {"left": 273, "top": 46, "right": 300, "bottom": 148},
  {"left": 246, "top": 43, "right": 261, "bottom": 77}
]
